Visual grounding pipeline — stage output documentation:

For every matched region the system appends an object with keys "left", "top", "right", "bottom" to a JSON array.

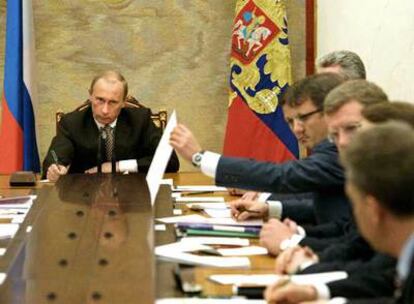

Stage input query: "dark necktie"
[{"left": 103, "top": 125, "right": 114, "bottom": 162}]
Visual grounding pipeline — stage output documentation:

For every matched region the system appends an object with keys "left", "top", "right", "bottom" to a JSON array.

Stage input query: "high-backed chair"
[{"left": 56, "top": 95, "right": 167, "bottom": 133}]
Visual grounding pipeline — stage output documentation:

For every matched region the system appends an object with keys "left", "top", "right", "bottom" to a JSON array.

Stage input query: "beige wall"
[{"left": 0, "top": 0, "right": 307, "bottom": 172}]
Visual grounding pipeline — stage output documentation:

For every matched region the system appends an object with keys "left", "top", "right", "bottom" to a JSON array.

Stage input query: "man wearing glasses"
[
  {"left": 43, "top": 70, "right": 179, "bottom": 181},
  {"left": 171, "top": 73, "right": 348, "bottom": 244}
]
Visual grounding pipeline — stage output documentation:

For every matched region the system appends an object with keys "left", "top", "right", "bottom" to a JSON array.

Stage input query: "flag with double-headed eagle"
[{"left": 223, "top": 0, "right": 299, "bottom": 162}]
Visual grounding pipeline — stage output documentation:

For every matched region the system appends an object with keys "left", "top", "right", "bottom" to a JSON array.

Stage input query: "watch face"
[{"left": 194, "top": 154, "right": 202, "bottom": 162}]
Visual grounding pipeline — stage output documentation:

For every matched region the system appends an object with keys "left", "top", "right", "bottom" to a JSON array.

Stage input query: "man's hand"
[
  {"left": 47, "top": 164, "right": 69, "bottom": 182},
  {"left": 264, "top": 282, "right": 317, "bottom": 304},
  {"left": 228, "top": 199, "right": 268, "bottom": 221},
  {"left": 283, "top": 218, "right": 299, "bottom": 234},
  {"left": 259, "top": 219, "right": 294, "bottom": 255},
  {"left": 275, "top": 246, "right": 318, "bottom": 274},
  {"left": 85, "top": 162, "right": 119, "bottom": 174},
  {"left": 170, "top": 124, "right": 202, "bottom": 162}
]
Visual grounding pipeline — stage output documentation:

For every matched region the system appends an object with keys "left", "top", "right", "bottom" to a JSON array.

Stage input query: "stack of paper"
[
  {"left": 157, "top": 299, "right": 265, "bottom": 304},
  {"left": 155, "top": 241, "right": 250, "bottom": 268},
  {"left": 209, "top": 271, "right": 348, "bottom": 285}
]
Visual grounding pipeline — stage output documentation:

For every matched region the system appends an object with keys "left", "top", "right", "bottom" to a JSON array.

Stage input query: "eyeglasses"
[
  {"left": 286, "top": 108, "right": 323, "bottom": 126},
  {"left": 327, "top": 122, "right": 362, "bottom": 144}
]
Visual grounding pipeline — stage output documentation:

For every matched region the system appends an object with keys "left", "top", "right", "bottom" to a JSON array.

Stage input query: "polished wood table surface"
[{"left": 0, "top": 172, "right": 275, "bottom": 302}]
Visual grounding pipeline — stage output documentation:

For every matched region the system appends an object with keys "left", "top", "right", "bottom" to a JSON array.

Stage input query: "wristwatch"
[{"left": 191, "top": 150, "right": 205, "bottom": 167}]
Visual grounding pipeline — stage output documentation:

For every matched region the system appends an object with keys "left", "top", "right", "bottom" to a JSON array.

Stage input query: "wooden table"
[
  {"left": 165, "top": 172, "right": 275, "bottom": 297},
  {"left": 0, "top": 172, "right": 276, "bottom": 301}
]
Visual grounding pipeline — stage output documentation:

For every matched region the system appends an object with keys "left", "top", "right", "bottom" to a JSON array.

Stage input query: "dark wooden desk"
[{"left": 0, "top": 172, "right": 275, "bottom": 302}]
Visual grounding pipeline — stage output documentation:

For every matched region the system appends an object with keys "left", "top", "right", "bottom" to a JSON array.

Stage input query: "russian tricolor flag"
[{"left": 0, "top": 0, "right": 40, "bottom": 173}]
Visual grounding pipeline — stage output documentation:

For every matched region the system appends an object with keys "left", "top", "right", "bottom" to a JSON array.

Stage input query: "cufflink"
[{"left": 191, "top": 150, "right": 205, "bottom": 167}]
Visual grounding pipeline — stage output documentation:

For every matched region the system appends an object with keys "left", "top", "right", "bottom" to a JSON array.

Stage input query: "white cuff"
[
  {"left": 266, "top": 200, "right": 282, "bottom": 219},
  {"left": 119, "top": 159, "right": 138, "bottom": 173},
  {"left": 314, "top": 283, "right": 331, "bottom": 300},
  {"left": 279, "top": 233, "right": 305, "bottom": 251},
  {"left": 296, "top": 225, "right": 306, "bottom": 237},
  {"left": 328, "top": 298, "right": 347, "bottom": 304},
  {"left": 200, "top": 151, "right": 221, "bottom": 178},
  {"left": 258, "top": 192, "right": 272, "bottom": 202},
  {"left": 299, "top": 260, "right": 317, "bottom": 271}
]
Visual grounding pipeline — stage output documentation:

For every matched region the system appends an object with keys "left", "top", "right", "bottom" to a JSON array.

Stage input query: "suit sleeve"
[
  {"left": 215, "top": 141, "right": 344, "bottom": 194},
  {"left": 269, "top": 192, "right": 316, "bottom": 224},
  {"left": 41, "top": 116, "right": 75, "bottom": 178}
]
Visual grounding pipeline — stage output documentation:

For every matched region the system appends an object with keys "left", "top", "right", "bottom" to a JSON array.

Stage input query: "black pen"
[{"left": 50, "top": 150, "right": 59, "bottom": 165}]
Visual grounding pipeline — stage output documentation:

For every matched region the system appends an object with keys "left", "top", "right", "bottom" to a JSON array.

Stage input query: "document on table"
[
  {"left": 174, "top": 196, "right": 225, "bottom": 202},
  {"left": 157, "top": 214, "right": 263, "bottom": 226},
  {"left": 203, "top": 208, "right": 231, "bottom": 218},
  {"left": 209, "top": 271, "right": 348, "bottom": 285},
  {"left": 146, "top": 111, "right": 177, "bottom": 205},
  {"left": 187, "top": 202, "right": 229, "bottom": 210},
  {"left": 173, "top": 185, "right": 228, "bottom": 192},
  {"left": 0, "top": 195, "right": 35, "bottom": 209},
  {"left": 155, "top": 242, "right": 250, "bottom": 268},
  {"left": 0, "top": 224, "right": 20, "bottom": 240},
  {"left": 157, "top": 299, "right": 265, "bottom": 304},
  {"left": 217, "top": 246, "right": 268, "bottom": 256},
  {"left": 180, "top": 236, "right": 250, "bottom": 246}
]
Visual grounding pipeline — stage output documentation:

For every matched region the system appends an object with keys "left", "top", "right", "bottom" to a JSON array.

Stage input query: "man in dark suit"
[
  {"left": 264, "top": 121, "right": 414, "bottom": 304},
  {"left": 170, "top": 78, "right": 387, "bottom": 255},
  {"left": 43, "top": 70, "right": 179, "bottom": 181}
]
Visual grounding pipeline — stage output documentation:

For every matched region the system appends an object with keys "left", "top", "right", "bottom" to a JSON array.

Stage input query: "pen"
[
  {"left": 50, "top": 149, "right": 59, "bottom": 165},
  {"left": 238, "top": 207, "right": 262, "bottom": 214},
  {"left": 181, "top": 191, "right": 215, "bottom": 196}
]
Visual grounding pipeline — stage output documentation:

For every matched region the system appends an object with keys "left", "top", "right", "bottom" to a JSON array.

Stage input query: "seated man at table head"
[
  {"left": 265, "top": 121, "right": 414, "bottom": 304},
  {"left": 316, "top": 50, "right": 366, "bottom": 80},
  {"left": 43, "top": 70, "right": 179, "bottom": 181}
]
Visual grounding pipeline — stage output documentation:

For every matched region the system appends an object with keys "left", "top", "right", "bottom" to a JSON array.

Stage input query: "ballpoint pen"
[{"left": 50, "top": 149, "right": 59, "bottom": 165}]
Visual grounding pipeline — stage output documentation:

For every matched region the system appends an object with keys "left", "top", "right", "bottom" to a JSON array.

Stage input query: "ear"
[{"left": 365, "top": 194, "right": 387, "bottom": 225}]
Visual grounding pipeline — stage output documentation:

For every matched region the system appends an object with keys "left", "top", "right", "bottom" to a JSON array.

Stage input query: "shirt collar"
[
  {"left": 94, "top": 118, "right": 117, "bottom": 129},
  {"left": 397, "top": 232, "right": 414, "bottom": 282}
]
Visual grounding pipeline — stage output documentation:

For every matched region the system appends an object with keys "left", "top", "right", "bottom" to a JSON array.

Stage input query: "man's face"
[
  {"left": 325, "top": 100, "right": 364, "bottom": 153},
  {"left": 90, "top": 78, "right": 125, "bottom": 125},
  {"left": 317, "top": 64, "right": 343, "bottom": 75},
  {"left": 283, "top": 99, "right": 327, "bottom": 149}
]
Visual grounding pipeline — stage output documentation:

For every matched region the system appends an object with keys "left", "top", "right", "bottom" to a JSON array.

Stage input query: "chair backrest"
[{"left": 56, "top": 95, "right": 168, "bottom": 133}]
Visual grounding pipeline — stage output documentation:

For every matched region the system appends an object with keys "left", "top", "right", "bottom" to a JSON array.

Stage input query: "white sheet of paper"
[
  {"left": 157, "top": 299, "right": 265, "bottom": 304},
  {"left": 203, "top": 208, "right": 231, "bottom": 218},
  {"left": 175, "top": 197, "right": 225, "bottom": 202},
  {"left": 187, "top": 203, "right": 228, "bottom": 210},
  {"left": 0, "top": 248, "right": 6, "bottom": 256},
  {"left": 156, "top": 214, "right": 207, "bottom": 224},
  {"left": 180, "top": 237, "right": 250, "bottom": 246},
  {"left": 217, "top": 246, "right": 268, "bottom": 256},
  {"left": 0, "top": 224, "right": 20, "bottom": 240},
  {"left": 0, "top": 273, "right": 6, "bottom": 285},
  {"left": 0, "top": 195, "right": 35, "bottom": 209},
  {"left": 156, "top": 214, "right": 263, "bottom": 226},
  {"left": 160, "top": 179, "right": 174, "bottom": 186},
  {"left": 156, "top": 245, "right": 250, "bottom": 268},
  {"left": 209, "top": 271, "right": 348, "bottom": 285},
  {"left": 146, "top": 111, "right": 177, "bottom": 205},
  {"left": 173, "top": 185, "right": 228, "bottom": 192}
]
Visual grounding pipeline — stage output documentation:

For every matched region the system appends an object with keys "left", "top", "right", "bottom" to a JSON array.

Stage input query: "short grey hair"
[{"left": 316, "top": 50, "right": 366, "bottom": 80}]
